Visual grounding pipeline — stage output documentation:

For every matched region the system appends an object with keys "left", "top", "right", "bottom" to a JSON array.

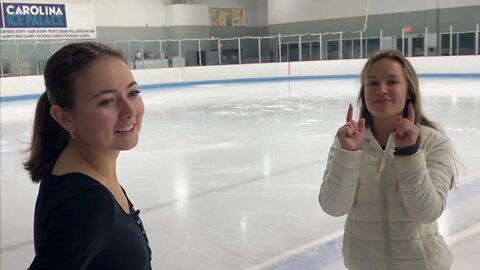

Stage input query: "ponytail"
[
  {"left": 23, "top": 92, "right": 69, "bottom": 182},
  {"left": 23, "top": 42, "right": 126, "bottom": 183}
]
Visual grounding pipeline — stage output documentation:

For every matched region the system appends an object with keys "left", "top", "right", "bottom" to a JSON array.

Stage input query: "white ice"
[{"left": 1, "top": 77, "right": 480, "bottom": 269}]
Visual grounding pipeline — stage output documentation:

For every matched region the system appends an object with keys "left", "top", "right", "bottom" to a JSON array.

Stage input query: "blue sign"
[
  {"left": 0, "top": 4, "right": 3, "bottom": 28},
  {"left": 2, "top": 3, "right": 67, "bottom": 28}
]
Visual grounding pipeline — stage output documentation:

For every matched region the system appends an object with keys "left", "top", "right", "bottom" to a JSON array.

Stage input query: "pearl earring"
[{"left": 69, "top": 129, "right": 77, "bottom": 139}]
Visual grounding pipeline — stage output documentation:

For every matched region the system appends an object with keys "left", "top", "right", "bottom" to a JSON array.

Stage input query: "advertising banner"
[{"left": 0, "top": 2, "right": 97, "bottom": 40}]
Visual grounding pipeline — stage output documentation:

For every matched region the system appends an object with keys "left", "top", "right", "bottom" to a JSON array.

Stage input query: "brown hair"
[{"left": 24, "top": 42, "right": 126, "bottom": 183}]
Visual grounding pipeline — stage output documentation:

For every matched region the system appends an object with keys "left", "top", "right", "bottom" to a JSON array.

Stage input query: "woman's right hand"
[{"left": 336, "top": 104, "right": 365, "bottom": 151}]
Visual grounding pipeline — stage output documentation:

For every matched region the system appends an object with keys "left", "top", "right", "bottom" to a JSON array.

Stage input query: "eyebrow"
[
  {"left": 91, "top": 81, "right": 138, "bottom": 99},
  {"left": 367, "top": 75, "right": 400, "bottom": 79}
]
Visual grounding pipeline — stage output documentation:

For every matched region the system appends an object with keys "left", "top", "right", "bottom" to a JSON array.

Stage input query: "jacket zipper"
[
  {"left": 382, "top": 163, "right": 392, "bottom": 269},
  {"left": 380, "top": 136, "right": 393, "bottom": 269}
]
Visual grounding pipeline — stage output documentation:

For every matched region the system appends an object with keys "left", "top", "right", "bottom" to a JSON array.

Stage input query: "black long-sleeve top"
[{"left": 28, "top": 173, "right": 152, "bottom": 270}]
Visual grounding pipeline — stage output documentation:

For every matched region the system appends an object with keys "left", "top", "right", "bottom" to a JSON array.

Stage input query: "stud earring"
[{"left": 69, "top": 129, "right": 77, "bottom": 139}]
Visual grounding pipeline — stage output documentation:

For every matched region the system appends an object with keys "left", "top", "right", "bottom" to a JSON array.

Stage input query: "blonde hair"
[
  {"left": 357, "top": 50, "right": 437, "bottom": 129},
  {"left": 357, "top": 50, "right": 459, "bottom": 189}
]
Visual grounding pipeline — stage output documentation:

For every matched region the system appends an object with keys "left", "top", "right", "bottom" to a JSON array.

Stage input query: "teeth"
[{"left": 118, "top": 125, "right": 133, "bottom": 132}]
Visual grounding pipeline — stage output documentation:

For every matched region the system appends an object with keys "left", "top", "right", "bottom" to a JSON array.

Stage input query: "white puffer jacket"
[{"left": 319, "top": 126, "right": 455, "bottom": 270}]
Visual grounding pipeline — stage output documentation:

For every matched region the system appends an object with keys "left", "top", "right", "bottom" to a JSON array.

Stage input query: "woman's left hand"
[{"left": 393, "top": 103, "right": 420, "bottom": 148}]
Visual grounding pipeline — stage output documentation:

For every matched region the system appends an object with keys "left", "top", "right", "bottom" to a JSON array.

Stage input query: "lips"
[{"left": 375, "top": 99, "right": 392, "bottom": 103}]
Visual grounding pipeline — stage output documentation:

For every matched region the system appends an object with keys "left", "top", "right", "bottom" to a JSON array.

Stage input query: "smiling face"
[
  {"left": 363, "top": 58, "right": 409, "bottom": 121},
  {"left": 67, "top": 56, "right": 144, "bottom": 152}
]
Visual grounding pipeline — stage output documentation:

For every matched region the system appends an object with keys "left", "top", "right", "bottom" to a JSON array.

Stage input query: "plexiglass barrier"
[{"left": 1, "top": 25, "right": 478, "bottom": 77}]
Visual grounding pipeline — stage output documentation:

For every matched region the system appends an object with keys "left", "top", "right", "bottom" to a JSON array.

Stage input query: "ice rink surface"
[{"left": 1, "top": 77, "right": 480, "bottom": 269}]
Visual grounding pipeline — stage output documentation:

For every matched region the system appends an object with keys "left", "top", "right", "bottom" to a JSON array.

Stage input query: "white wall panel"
[
  {"left": 267, "top": 0, "right": 480, "bottom": 25},
  {"left": 165, "top": 4, "right": 209, "bottom": 26},
  {"left": 1, "top": 0, "right": 169, "bottom": 26},
  {"left": 2, "top": 56, "right": 478, "bottom": 98}
]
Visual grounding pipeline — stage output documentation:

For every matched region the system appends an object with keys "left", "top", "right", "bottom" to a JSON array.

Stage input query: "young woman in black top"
[{"left": 24, "top": 42, "right": 152, "bottom": 269}]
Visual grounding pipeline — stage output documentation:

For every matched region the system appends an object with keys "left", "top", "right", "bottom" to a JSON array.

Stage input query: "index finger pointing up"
[
  {"left": 346, "top": 103, "right": 353, "bottom": 123},
  {"left": 407, "top": 102, "right": 415, "bottom": 123}
]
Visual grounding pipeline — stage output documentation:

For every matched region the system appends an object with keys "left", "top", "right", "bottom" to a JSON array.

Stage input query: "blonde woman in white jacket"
[{"left": 319, "top": 50, "right": 456, "bottom": 270}]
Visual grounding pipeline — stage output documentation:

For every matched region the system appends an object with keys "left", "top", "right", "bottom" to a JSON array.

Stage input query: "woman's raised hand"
[
  {"left": 336, "top": 104, "right": 365, "bottom": 151},
  {"left": 393, "top": 103, "right": 419, "bottom": 148}
]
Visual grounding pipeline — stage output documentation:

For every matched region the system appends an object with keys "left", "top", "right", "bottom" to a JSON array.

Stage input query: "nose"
[
  {"left": 119, "top": 97, "right": 136, "bottom": 119},
  {"left": 376, "top": 83, "right": 388, "bottom": 95}
]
